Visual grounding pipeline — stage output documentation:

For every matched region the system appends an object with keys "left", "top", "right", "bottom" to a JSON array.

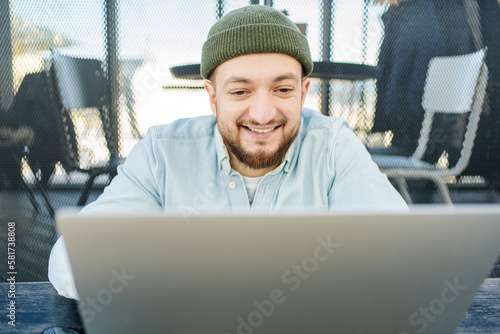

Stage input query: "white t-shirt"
[{"left": 242, "top": 175, "right": 263, "bottom": 205}]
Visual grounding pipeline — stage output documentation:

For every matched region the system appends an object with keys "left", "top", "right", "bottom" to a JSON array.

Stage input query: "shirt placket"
[
  {"left": 221, "top": 161, "right": 251, "bottom": 211},
  {"left": 251, "top": 171, "right": 284, "bottom": 212}
]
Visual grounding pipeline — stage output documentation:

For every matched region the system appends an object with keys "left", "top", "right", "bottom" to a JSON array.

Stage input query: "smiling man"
[
  {"left": 49, "top": 5, "right": 407, "bottom": 299},
  {"left": 205, "top": 53, "right": 308, "bottom": 177}
]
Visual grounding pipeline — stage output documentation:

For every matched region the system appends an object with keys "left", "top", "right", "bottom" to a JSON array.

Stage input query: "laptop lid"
[{"left": 56, "top": 205, "right": 500, "bottom": 334}]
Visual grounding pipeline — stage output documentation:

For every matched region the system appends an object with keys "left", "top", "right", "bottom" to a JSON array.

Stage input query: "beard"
[{"left": 217, "top": 114, "right": 300, "bottom": 170}]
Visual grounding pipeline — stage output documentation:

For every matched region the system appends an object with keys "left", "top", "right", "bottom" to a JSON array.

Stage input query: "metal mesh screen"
[{"left": 309, "top": 0, "right": 384, "bottom": 139}]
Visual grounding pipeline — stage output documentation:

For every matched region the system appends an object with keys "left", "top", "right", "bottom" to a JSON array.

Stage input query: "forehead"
[{"left": 213, "top": 53, "right": 303, "bottom": 84}]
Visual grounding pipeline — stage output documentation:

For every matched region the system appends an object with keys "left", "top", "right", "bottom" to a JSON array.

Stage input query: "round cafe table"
[{"left": 170, "top": 61, "right": 378, "bottom": 81}]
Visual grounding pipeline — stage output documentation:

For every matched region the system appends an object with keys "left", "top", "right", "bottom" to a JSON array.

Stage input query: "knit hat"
[{"left": 201, "top": 5, "right": 313, "bottom": 79}]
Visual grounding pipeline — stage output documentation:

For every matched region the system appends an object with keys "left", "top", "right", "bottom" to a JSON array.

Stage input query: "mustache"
[{"left": 236, "top": 118, "right": 287, "bottom": 127}]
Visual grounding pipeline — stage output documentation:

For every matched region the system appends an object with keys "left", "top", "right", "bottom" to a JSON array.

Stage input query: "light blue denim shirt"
[
  {"left": 49, "top": 108, "right": 407, "bottom": 299},
  {"left": 83, "top": 108, "right": 405, "bottom": 213}
]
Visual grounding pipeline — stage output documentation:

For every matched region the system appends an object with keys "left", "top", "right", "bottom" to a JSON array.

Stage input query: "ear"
[
  {"left": 300, "top": 78, "right": 311, "bottom": 109},
  {"left": 204, "top": 81, "right": 217, "bottom": 117}
]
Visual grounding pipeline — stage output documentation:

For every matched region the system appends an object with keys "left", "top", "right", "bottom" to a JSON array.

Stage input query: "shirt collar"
[
  {"left": 215, "top": 118, "right": 304, "bottom": 176},
  {"left": 215, "top": 125, "right": 232, "bottom": 175}
]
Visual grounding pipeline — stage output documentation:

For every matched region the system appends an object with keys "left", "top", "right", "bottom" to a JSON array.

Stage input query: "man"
[{"left": 49, "top": 5, "right": 407, "bottom": 299}]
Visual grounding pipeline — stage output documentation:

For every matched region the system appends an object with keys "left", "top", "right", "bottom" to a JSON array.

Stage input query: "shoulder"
[
  {"left": 300, "top": 108, "right": 350, "bottom": 139},
  {"left": 148, "top": 115, "right": 216, "bottom": 141}
]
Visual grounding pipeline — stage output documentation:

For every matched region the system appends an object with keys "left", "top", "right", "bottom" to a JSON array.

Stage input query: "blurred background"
[{"left": 0, "top": 0, "right": 499, "bottom": 282}]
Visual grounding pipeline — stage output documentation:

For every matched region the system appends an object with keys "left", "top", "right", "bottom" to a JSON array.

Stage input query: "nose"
[{"left": 248, "top": 90, "right": 277, "bottom": 125}]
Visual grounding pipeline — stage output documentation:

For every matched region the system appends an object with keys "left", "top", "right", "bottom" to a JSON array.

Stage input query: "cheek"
[
  {"left": 216, "top": 107, "right": 239, "bottom": 128},
  {"left": 219, "top": 101, "right": 248, "bottom": 121},
  {"left": 281, "top": 104, "right": 302, "bottom": 124}
]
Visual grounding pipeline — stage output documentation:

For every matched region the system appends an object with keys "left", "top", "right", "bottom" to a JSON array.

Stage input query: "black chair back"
[{"left": 51, "top": 51, "right": 115, "bottom": 159}]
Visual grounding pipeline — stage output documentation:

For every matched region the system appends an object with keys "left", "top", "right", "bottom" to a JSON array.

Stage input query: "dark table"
[
  {"left": 1, "top": 280, "right": 500, "bottom": 333},
  {"left": 170, "top": 62, "right": 379, "bottom": 81},
  {"left": 0, "top": 282, "right": 82, "bottom": 334}
]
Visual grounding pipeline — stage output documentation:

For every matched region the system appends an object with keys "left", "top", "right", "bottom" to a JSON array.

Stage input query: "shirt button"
[{"left": 229, "top": 181, "right": 236, "bottom": 189}]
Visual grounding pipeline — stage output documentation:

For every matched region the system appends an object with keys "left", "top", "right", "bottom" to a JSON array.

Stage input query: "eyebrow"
[
  {"left": 223, "top": 76, "right": 252, "bottom": 88},
  {"left": 222, "top": 72, "right": 301, "bottom": 88},
  {"left": 272, "top": 73, "right": 301, "bottom": 83}
]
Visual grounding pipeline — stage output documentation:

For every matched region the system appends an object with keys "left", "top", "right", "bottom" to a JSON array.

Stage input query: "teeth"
[{"left": 248, "top": 127, "right": 276, "bottom": 133}]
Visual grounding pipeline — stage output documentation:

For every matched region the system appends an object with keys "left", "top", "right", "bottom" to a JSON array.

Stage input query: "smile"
[{"left": 244, "top": 125, "right": 281, "bottom": 134}]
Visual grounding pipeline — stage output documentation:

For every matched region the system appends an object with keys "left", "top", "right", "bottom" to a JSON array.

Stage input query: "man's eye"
[
  {"left": 277, "top": 88, "right": 293, "bottom": 94},
  {"left": 230, "top": 90, "right": 246, "bottom": 96}
]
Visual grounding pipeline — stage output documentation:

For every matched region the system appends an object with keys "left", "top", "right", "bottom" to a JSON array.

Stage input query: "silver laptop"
[{"left": 56, "top": 205, "right": 500, "bottom": 334}]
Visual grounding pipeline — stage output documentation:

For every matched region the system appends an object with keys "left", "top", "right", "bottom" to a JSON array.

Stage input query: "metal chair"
[
  {"left": 50, "top": 51, "right": 122, "bottom": 206},
  {"left": 121, "top": 57, "right": 144, "bottom": 141},
  {"left": 371, "top": 48, "right": 489, "bottom": 204},
  {"left": 0, "top": 142, "right": 44, "bottom": 213},
  {"left": 0, "top": 72, "right": 62, "bottom": 217}
]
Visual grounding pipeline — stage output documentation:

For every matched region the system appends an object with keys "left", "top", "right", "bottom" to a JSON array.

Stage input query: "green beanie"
[{"left": 201, "top": 5, "right": 313, "bottom": 79}]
